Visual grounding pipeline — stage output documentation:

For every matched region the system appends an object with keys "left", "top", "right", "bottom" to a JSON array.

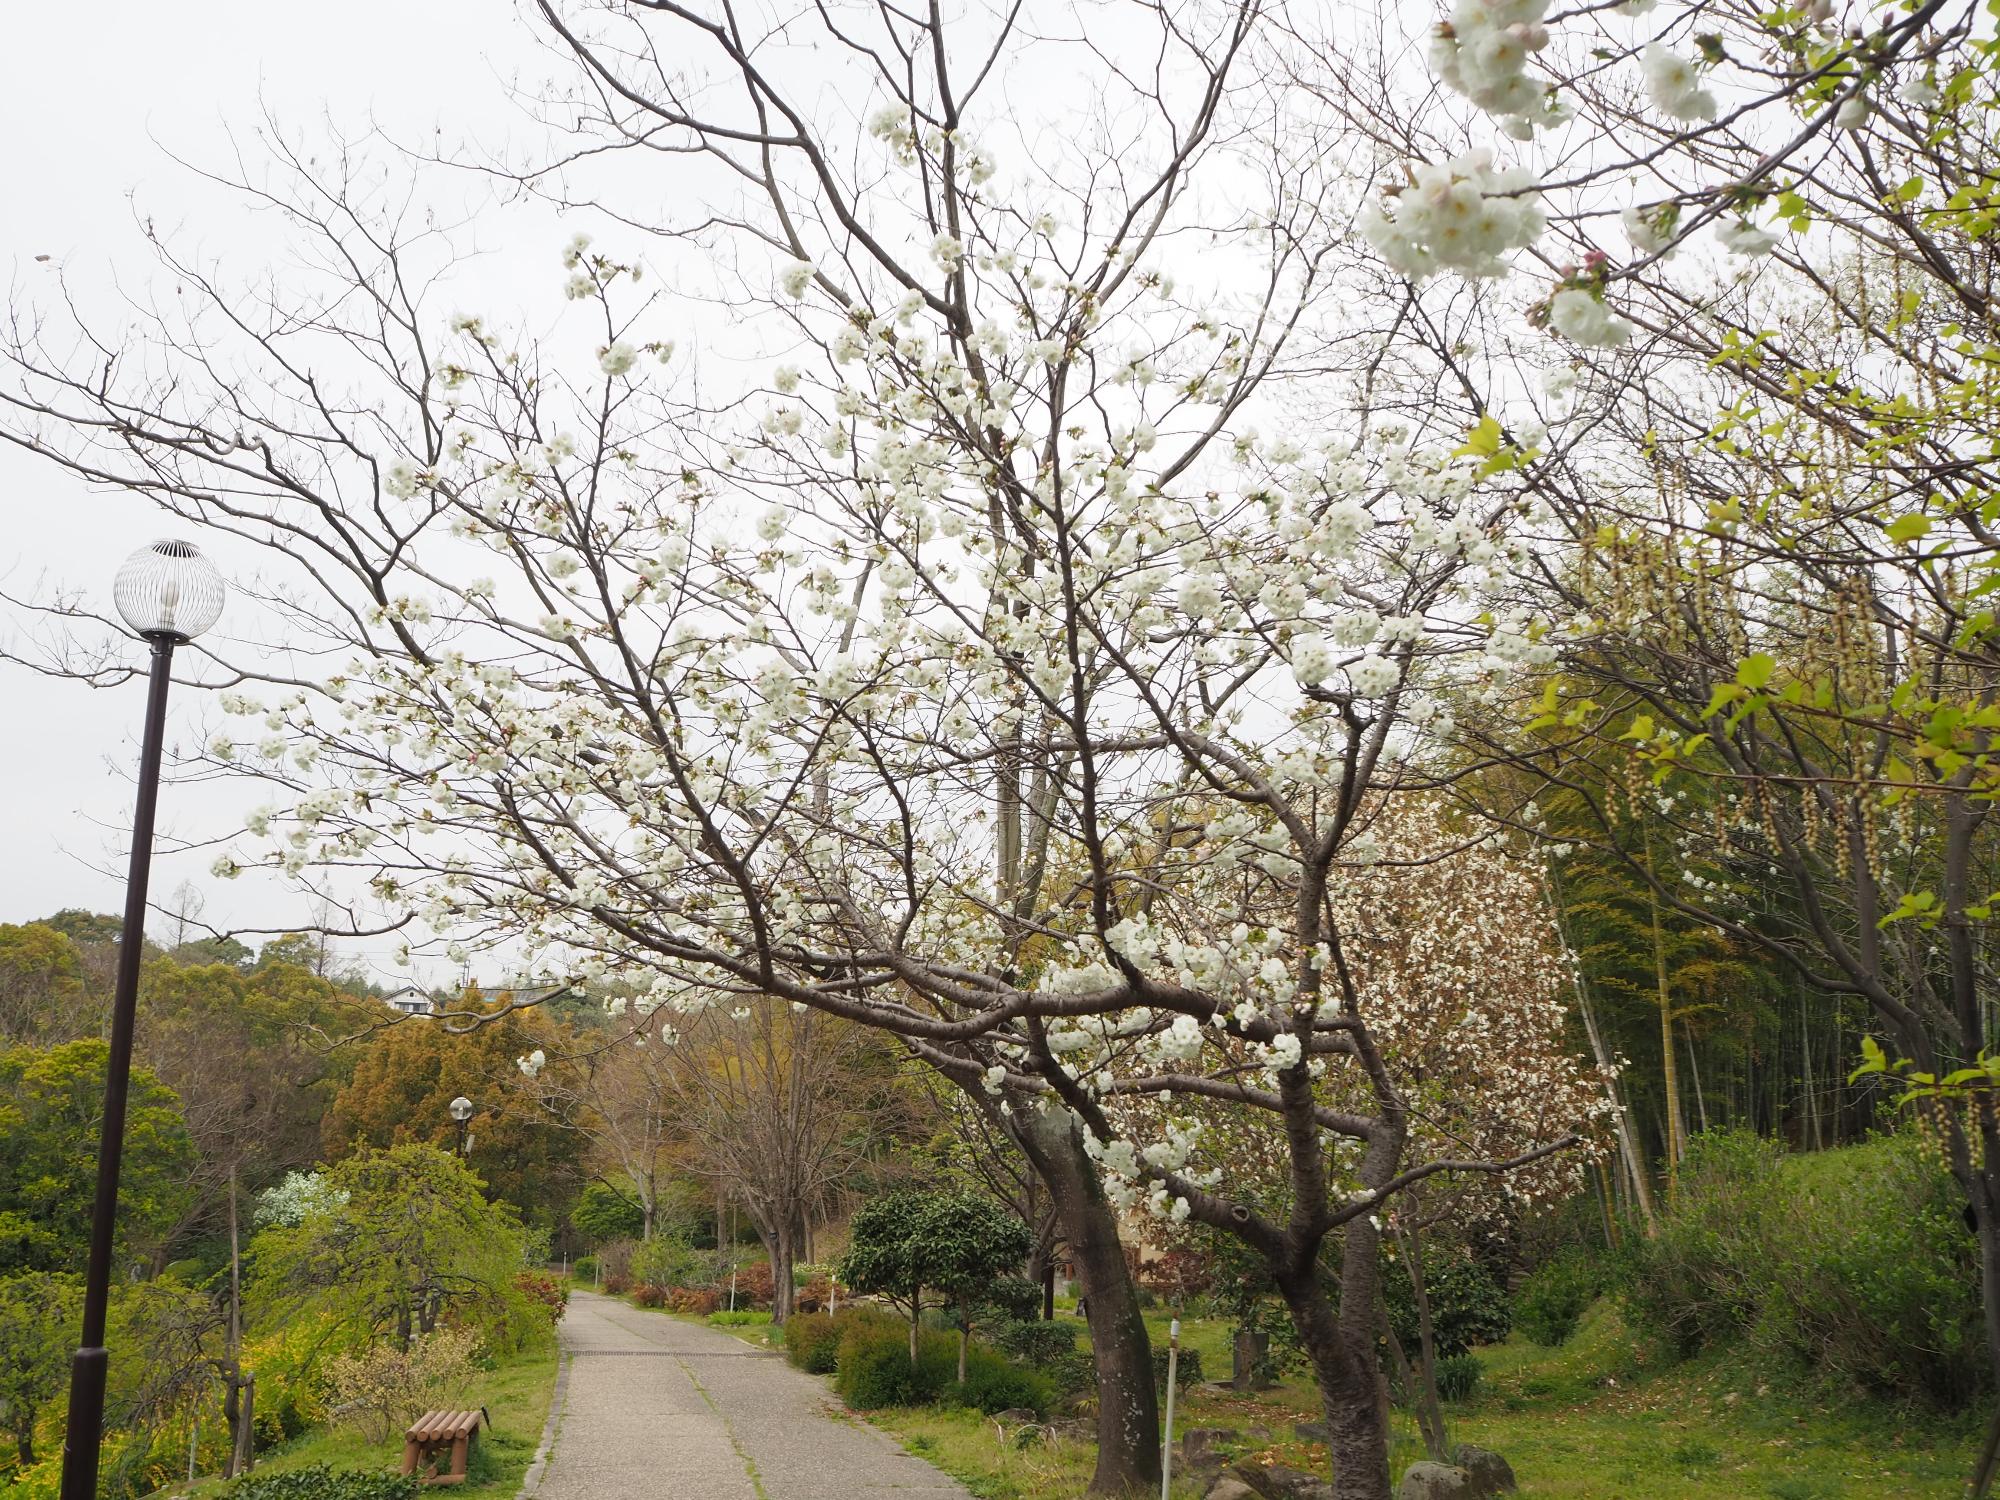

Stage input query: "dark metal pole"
[{"left": 60, "top": 636, "right": 175, "bottom": 1500}]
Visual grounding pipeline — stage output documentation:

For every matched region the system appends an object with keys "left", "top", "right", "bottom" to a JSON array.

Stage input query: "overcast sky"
[{"left": 0, "top": 2, "right": 550, "bottom": 978}]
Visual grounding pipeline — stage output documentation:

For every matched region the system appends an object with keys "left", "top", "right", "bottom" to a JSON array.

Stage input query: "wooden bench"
[{"left": 401, "top": 1408, "right": 486, "bottom": 1485}]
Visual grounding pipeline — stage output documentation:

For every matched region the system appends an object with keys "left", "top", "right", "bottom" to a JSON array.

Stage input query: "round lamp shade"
[
  {"left": 449, "top": 1095, "right": 476, "bottom": 1122},
  {"left": 114, "top": 539, "right": 225, "bottom": 642}
]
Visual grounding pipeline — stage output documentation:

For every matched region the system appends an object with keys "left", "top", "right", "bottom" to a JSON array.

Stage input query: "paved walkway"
[{"left": 529, "top": 1290, "right": 970, "bottom": 1499}]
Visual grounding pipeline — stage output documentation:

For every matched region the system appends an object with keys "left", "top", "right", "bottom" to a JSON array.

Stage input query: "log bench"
[{"left": 402, "top": 1408, "right": 486, "bottom": 1485}]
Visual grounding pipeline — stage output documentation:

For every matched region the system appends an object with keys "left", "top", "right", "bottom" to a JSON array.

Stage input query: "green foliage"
[
  {"left": 1515, "top": 1248, "right": 1607, "bottom": 1347},
  {"left": 785, "top": 1306, "right": 897, "bottom": 1372},
  {"left": 1151, "top": 1344, "right": 1204, "bottom": 1391},
  {"left": 708, "top": 1309, "right": 772, "bottom": 1326},
  {"left": 226, "top": 1463, "right": 421, "bottom": 1500},
  {"left": 991, "top": 1318, "right": 1076, "bottom": 1367},
  {"left": 973, "top": 1275, "right": 1043, "bottom": 1324},
  {"left": 0, "top": 1273, "right": 78, "bottom": 1465},
  {"left": 0, "top": 924, "right": 86, "bottom": 1045},
  {"left": 785, "top": 1311, "right": 842, "bottom": 1372},
  {"left": 835, "top": 1317, "right": 960, "bottom": 1407},
  {"left": 1434, "top": 1352, "right": 1482, "bottom": 1401},
  {"left": 950, "top": 1345, "right": 1055, "bottom": 1416},
  {"left": 839, "top": 1189, "right": 1033, "bottom": 1335},
  {"left": 572, "top": 1255, "right": 597, "bottom": 1281},
  {"left": 251, "top": 1143, "right": 537, "bottom": 1352},
  {"left": 570, "top": 1181, "right": 645, "bottom": 1243},
  {"left": 628, "top": 1230, "right": 702, "bottom": 1291},
  {"left": 0, "top": 1039, "right": 193, "bottom": 1273},
  {"left": 322, "top": 1009, "right": 584, "bottom": 1231},
  {"left": 1618, "top": 1129, "right": 1984, "bottom": 1406},
  {"left": 830, "top": 1317, "right": 1050, "bottom": 1414},
  {"left": 1384, "top": 1246, "right": 1512, "bottom": 1359}
]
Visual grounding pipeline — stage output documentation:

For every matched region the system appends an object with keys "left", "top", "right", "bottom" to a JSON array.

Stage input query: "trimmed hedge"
[
  {"left": 786, "top": 1305, "right": 899, "bottom": 1373},
  {"left": 992, "top": 1317, "right": 1077, "bottom": 1367},
  {"left": 831, "top": 1316, "right": 1053, "bottom": 1414}
]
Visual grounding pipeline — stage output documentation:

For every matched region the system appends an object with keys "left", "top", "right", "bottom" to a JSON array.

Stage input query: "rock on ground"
[{"left": 1396, "top": 1461, "right": 1477, "bottom": 1500}]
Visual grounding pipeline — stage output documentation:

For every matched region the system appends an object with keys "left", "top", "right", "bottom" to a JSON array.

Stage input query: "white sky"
[{"left": 0, "top": 1, "right": 549, "bottom": 978}]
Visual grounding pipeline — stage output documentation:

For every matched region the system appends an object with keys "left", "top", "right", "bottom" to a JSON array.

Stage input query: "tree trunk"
[
  {"left": 1012, "top": 1104, "right": 1161, "bottom": 1495},
  {"left": 1650, "top": 881, "right": 1684, "bottom": 1197},
  {"left": 1965, "top": 1143, "right": 2000, "bottom": 1498},
  {"left": 1279, "top": 1231, "right": 1392, "bottom": 1500},
  {"left": 234, "top": 1375, "right": 256, "bottom": 1476},
  {"left": 958, "top": 1306, "right": 971, "bottom": 1385},
  {"left": 226, "top": 1166, "right": 249, "bottom": 1479},
  {"left": 770, "top": 1217, "right": 797, "bottom": 1324},
  {"left": 909, "top": 1283, "right": 922, "bottom": 1367},
  {"left": 1394, "top": 1221, "right": 1450, "bottom": 1464}
]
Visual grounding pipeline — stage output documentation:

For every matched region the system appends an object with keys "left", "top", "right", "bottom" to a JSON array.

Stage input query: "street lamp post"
[
  {"left": 450, "top": 1095, "right": 475, "bottom": 1156},
  {"left": 60, "top": 540, "right": 225, "bottom": 1500}
]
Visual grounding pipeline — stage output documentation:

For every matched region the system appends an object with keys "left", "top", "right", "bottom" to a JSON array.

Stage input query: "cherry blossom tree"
[{"left": 0, "top": 3, "right": 1628, "bottom": 1493}]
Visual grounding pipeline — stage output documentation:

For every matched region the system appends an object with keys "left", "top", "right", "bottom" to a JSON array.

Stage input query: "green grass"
[
  {"left": 861, "top": 1302, "right": 1982, "bottom": 1499},
  {"left": 161, "top": 1344, "right": 559, "bottom": 1498}
]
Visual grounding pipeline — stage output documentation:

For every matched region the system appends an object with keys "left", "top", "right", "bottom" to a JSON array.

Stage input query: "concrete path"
[{"left": 528, "top": 1290, "right": 970, "bottom": 1499}]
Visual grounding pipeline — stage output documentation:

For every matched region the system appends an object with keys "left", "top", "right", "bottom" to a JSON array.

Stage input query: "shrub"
[
  {"left": 1042, "top": 1348, "right": 1097, "bottom": 1398},
  {"left": 787, "top": 1306, "right": 897, "bottom": 1373},
  {"left": 602, "top": 1274, "right": 631, "bottom": 1296},
  {"left": 974, "top": 1275, "right": 1043, "bottom": 1323},
  {"left": 709, "top": 1309, "right": 773, "bottom": 1326},
  {"left": 1514, "top": 1249, "right": 1604, "bottom": 1348},
  {"left": 631, "top": 1284, "right": 667, "bottom": 1308},
  {"left": 572, "top": 1255, "right": 597, "bottom": 1282},
  {"left": 992, "top": 1318, "right": 1076, "bottom": 1367},
  {"left": 227, "top": 1464, "right": 421, "bottom": 1500},
  {"left": 1151, "top": 1345, "right": 1204, "bottom": 1392},
  {"left": 630, "top": 1233, "right": 703, "bottom": 1292},
  {"left": 1434, "top": 1353, "right": 1482, "bottom": 1402},
  {"left": 1615, "top": 1128, "right": 1776, "bottom": 1356},
  {"left": 668, "top": 1286, "right": 722, "bottom": 1316},
  {"left": 786, "top": 1313, "right": 841, "bottom": 1372},
  {"left": 1384, "top": 1248, "right": 1511, "bottom": 1359},
  {"left": 1619, "top": 1129, "right": 1984, "bottom": 1406},
  {"left": 322, "top": 1327, "right": 480, "bottom": 1445},
  {"left": 950, "top": 1343, "right": 1055, "bottom": 1415},
  {"left": 513, "top": 1270, "right": 568, "bottom": 1325},
  {"left": 834, "top": 1319, "right": 956, "bottom": 1408},
  {"left": 728, "top": 1260, "right": 776, "bottom": 1308}
]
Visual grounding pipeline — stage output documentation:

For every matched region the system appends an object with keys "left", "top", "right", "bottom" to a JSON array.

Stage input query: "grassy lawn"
[
  {"left": 860, "top": 1302, "right": 1982, "bottom": 1499},
  {"left": 158, "top": 1345, "right": 560, "bottom": 1498}
]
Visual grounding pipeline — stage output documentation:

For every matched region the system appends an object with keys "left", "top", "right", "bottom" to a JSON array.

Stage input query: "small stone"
[
  {"left": 1205, "top": 1481, "right": 1259, "bottom": 1500},
  {"left": 1230, "top": 1462, "right": 1335, "bottom": 1499},
  {"left": 1452, "top": 1445, "right": 1517, "bottom": 1495},
  {"left": 1182, "top": 1427, "right": 1237, "bottom": 1473},
  {"left": 1397, "top": 1462, "right": 1476, "bottom": 1500},
  {"left": 1294, "top": 1419, "right": 1333, "bottom": 1445}
]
